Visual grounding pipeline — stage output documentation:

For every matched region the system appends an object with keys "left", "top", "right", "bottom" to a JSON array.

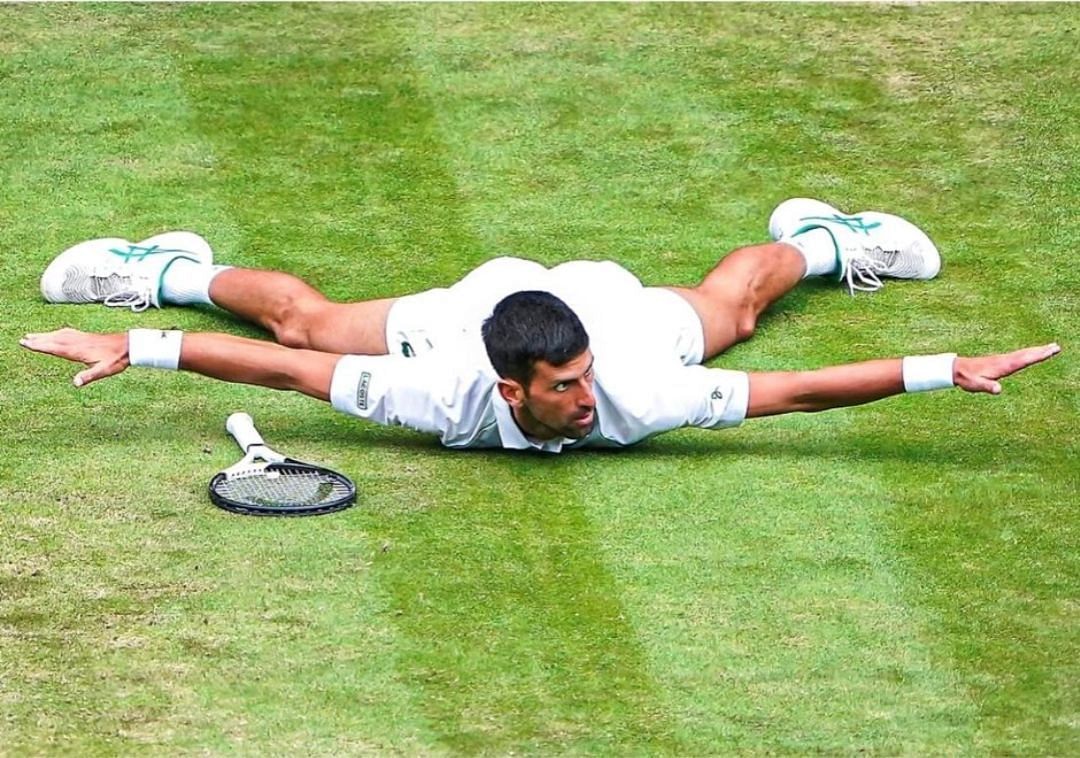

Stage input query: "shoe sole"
[
  {"left": 40, "top": 237, "right": 130, "bottom": 302},
  {"left": 857, "top": 211, "right": 941, "bottom": 279}
]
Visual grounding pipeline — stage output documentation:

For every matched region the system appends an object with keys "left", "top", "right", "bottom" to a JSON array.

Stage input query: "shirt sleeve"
[
  {"left": 329, "top": 352, "right": 491, "bottom": 442},
  {"left": 677, "top": 365, "right": 750, "bottom": 429},
  {"left": 595, "top": 361, "right": 750, "bottom": 444}
]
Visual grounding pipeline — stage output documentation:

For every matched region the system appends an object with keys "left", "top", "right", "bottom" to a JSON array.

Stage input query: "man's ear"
[{"left": 497, "top": 378, "right": 526, "bottom": 408}]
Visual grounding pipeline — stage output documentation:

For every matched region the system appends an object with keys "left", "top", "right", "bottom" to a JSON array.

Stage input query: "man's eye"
[{"left": 554, "top": 383, "right": 568, "bottom": 392}]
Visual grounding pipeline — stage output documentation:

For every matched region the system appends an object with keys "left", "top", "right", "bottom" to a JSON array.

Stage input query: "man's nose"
[{"left": 577, "top": 381, "right": 595, "bottom": 408}]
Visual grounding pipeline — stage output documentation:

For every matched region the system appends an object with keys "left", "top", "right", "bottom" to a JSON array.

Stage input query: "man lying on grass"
[{"left": 22, "top": 198, "right": 1060, "bottom": 452}]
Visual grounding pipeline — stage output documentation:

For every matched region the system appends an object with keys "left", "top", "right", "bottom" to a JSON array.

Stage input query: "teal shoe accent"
[
  {"left": 791, "top": 223, "right": 845, "bottom": 282},
  {"left": 795, "top": 214, "right": 882, "bottom": 236},
  {"left": 155, "top": 255, "right": 200, "bottom": 308},
  {"left": 107, "top": 244, "right": 193, "bottom": 263},
  {"left": 107, "top": 244, "right": 201, "bottom": 306}
]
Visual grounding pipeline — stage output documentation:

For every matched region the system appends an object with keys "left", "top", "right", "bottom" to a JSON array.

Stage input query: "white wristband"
[
  {"left": 902, "top": 353, "right": 957, "bottom": 392},
  {"left": 128, "top": 329, "right": 183, "bottom": 370}
]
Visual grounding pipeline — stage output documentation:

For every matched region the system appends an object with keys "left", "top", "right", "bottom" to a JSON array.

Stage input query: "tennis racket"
[{"left": 208, "top": 412, "right": 356, "bottom": 517}]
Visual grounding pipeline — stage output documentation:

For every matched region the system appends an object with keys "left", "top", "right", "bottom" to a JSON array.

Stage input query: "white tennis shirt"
[{"left": 328, "top": 258, "right": 751, "bottom": 452}]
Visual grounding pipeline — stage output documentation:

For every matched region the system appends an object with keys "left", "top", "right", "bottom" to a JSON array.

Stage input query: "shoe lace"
[
  {"left": 103, "top": 290, "right": 152, "bottom": 312},
  {"left": 843, "top": 254, "right": 887, "bottom": 295},
  {"left": 94, "top": 273, "right": 152, "bottom": 312}
]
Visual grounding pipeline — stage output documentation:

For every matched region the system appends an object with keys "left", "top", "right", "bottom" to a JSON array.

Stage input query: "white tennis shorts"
[{"left": 385, "top": 256, "right": 705, "bottom": 366}]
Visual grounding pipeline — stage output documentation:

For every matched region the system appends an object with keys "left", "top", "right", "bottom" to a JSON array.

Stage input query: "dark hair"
[{"left": 481, "top": 290, "right": 590, "bottom": 384}]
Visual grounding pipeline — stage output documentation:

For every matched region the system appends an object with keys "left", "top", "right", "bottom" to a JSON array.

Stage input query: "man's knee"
[
  {"left": 683, "top": 286, "right": 758, "bottom": 355},
  {"left": 270, "top": 295, "right": 326, "bottom": 349},
  {"left": 733, "top": 311, "right": 757, "bottom": 344},
  {"left": 693, "top": 279, "right": 759, "bottom": 342}
]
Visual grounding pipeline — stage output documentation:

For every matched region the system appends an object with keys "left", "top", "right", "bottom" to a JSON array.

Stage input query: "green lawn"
[{"left": 1, "top": 4, "right": 1076, "bottom": 755}]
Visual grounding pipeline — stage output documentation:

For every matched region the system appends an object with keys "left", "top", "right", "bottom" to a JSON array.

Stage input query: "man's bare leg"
[
  {"left": 208, "top": 268, "right": 396, "bottom": 355},
  {"left": 666, "top": 242, "right": 806, "bottom": 361}
]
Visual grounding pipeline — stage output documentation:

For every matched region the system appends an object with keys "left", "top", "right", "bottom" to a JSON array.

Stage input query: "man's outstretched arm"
[
  {"left": 745, "top": 343, "right": 1061, "bottom": 418},
  {"left": 20, "top": 328, "right": 493, "bottom": 444},
  {"left": 19, "top": 328, "right": 341, "bottom": 401}
]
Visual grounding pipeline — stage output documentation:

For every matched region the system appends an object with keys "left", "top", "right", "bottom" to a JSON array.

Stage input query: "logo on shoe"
[
  {"left": 108, "top": 244, "right": 192, "bottom": 263},
  {"left": 801, "top": 215, "right": 882, "bottom": 236}
]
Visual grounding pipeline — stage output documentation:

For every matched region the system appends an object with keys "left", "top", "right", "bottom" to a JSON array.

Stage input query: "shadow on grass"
[{"left": 286, "top": 422, "right": 1003, "bottom": 470}]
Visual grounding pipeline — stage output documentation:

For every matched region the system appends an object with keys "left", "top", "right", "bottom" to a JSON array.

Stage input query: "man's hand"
[
  {"left": 953, "top": 343, "right": 1062, "bottom": 395},
  {"left": 20, "top": 328, "right": 129, "bottom": 388},
  {"left": 747, "top": 342, "right": 1062, "bottom": 418},
  {"left": 21, "top": 328, "right": 339, "bottom": 401}
]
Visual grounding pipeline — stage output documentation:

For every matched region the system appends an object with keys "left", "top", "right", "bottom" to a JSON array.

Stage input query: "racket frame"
[{"left": 208, "top": 413, "right": 356, "bottom": 517}]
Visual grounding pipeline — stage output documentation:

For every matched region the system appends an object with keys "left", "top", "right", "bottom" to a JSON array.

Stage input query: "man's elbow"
[
  {"left": 746, "top": 371, "right": 814, "bottom": 417},
  {"left": 747, "top": 366, "right": 862, "bottom": 417},
  {"left": 264, "top": 350, "right": 335, "bottom": 401}
]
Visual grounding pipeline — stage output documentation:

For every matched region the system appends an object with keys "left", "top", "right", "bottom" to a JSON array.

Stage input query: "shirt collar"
[{"left": 490, "top": 389, "right": 567, "bottom": 453}]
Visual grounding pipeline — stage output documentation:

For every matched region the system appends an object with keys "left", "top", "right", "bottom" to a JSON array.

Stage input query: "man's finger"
[
  {"left": 957, "top": 372, "right": 1002, "bottom": 395},
  {"left": 20, "top": 331, "right": 70, "bottom": 356},
  {"left": 988, "top": 343, "right": 1061, "bottom": 382},
  {"left": 19, "top": 333, "right": 47, "bottom": 351},
  {"left": 1005, "top": 343, "right": 1062, "bottom": 376},
  {"left": 73, "top": 359, "right": 125, "bottom": 388},
  {"left": 21, "top": 329, "right": 111, "bottom": 365}
]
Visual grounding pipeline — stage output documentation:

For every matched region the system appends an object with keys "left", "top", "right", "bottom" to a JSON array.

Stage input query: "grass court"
[{"left": 1, "top": 4, "right": 1076, "bottom": 754}]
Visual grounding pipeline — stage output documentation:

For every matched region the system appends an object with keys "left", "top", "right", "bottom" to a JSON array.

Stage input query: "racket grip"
[{"left": 226, "top": 412, "right": 266, "bottom": 451}]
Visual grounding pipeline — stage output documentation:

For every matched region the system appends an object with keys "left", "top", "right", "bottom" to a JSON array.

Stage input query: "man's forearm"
[
  {"left": 745, "top": 343, "right": 1060, "bottom": 419},
  {"left": 747, "top": 358, "right": 909, "bottom": 418},
  {"left": 178, "top": 333, "right": 341, "bottom": 401},
  {"left": 19, "top": 327, "right": 343, "bottom": 401}
]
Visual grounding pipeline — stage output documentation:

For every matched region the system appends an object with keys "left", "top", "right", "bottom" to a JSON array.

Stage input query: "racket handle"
[{"left": 226, "top": 412, "right": 266, "bottom": 451}]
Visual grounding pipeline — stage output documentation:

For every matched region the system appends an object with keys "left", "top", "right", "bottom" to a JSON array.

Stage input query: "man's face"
[{"left": 503, "top": 350, "right": 597, "bottom": 440}]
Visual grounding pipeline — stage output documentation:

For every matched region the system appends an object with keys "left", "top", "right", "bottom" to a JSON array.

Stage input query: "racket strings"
[{"left": 215, "top": 466, "right": 351, "bottom": 509}]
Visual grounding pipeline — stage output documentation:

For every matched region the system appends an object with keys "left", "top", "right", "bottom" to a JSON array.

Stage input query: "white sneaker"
[
  {"left": 768, "top": 198, "right": 842, "bottom": 242},
  {"left": 768, "top": 198, "right": 941, "bottom": 293},
  {"left": 40, "top": 231, "right": 213, "bottom": 311}
]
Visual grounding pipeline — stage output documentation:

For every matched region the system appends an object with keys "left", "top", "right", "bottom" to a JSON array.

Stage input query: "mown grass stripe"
[
  {"left": 0, "top": 6, "right": 246, "bottom": 752},
  {"left": 854, "top": 9, "right": 1078, "bottom": 751},
  {"left": 403, "top": 6, "right": 981, "bottom": 752},
  {"left": 581, "top": 443, "right": 980, "bottom": 753},
  {"left": 2, "top": 6, "right": 425, "bottom": 753},
  {"left": 2, "top": 4, "right": 1074, "bottom": 755},
  {"left": 169, "top": 5, "right": 683, "bottom": 752},
  {"left": 361, "top": 455, "right": 685, "bottom": 753},
  {"left": 163, "top": 3, "right": 491, "bottom": 298}
]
